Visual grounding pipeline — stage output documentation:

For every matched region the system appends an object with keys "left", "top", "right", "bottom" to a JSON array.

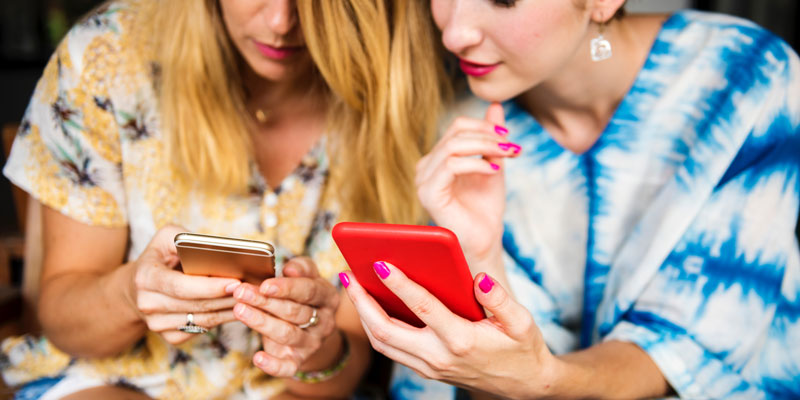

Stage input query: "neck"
[
  {"left": 242, "top": 64, "right": 326, "bottom": 124},
  {"left": 517, "top": 16, "right": 660, "bottom": 153}
]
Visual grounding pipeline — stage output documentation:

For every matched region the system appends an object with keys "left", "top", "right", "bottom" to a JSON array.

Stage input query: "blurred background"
[{"left": 0, "top": 0, "right": 799, "bottom": 263}]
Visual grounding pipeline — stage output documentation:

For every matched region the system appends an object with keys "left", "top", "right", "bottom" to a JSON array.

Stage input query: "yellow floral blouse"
[{"left": 1, "top": 1, "right": 346, "bottom": 398}]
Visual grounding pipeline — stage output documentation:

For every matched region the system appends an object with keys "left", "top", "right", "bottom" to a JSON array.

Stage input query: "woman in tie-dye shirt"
[{"left": 338, "top": 1, "right": 800, "bottom": 399}]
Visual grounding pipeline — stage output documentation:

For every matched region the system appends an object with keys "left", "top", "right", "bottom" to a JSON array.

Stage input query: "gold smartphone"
[{"left": 174, "top": 233, "right": 277, "bottom": 284}]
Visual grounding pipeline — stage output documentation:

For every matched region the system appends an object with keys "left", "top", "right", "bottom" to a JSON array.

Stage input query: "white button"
[
  {"left": 265, "top": 193, "right": 278, "bottom": 207},
  {"left": 265, "top": 213, "right": 278, "bottom": 228},
  {"left": 283, "top": 178, "right": 295, "bottom": 191}
]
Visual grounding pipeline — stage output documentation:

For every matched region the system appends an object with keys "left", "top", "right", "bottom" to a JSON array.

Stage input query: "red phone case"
[{"left": 332, "top": 222, "right": 486, "bottom": 327}]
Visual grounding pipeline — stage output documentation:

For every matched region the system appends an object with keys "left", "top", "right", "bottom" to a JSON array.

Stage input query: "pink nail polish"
[
  {"left": 494, "top": 125, "right": 508, "bottom": 135},
  {"left": 479, "top": 274, "right": 494, "bottom": 293},
  {"left": 490, "top": 163, "right": 500, "bottom": 171},
  {"left": 339, "top": 272, "right": 350, "bottom": 288},
  {"left": 373, "top": 261, "right": 390, "bottom": 279},
  {"left": 498, "top": 142, "right": 521, "bottom": 153}
]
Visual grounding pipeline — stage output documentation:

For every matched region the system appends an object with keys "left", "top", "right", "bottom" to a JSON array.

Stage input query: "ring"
[
  {"left": 178, "top": 313, "right": 208, "bottom": 334},
  {"left": 297, "top": 308, "right": 319, "bottom": 329}
]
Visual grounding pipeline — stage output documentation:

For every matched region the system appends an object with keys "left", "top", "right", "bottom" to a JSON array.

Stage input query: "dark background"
[{"left": 1, "top": 0, "right": 799, "bottom": 236}]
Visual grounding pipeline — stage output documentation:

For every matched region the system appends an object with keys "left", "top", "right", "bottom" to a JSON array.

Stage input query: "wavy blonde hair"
[{"left": 138, "top": 0, "right": 446, "bottom": 225}]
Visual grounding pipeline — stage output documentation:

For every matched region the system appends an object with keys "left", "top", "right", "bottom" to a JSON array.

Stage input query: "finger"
[
  {"left": 149, "top": 225, "right": 188, "bottom": 259},
  {"left": 417, "top": 135, "right": 519, "bottom": 184},
  {"left": 260, "top": 335, "right": 306, "bottom": 363},
  {"left": 371, "top": 261, "right": 466, "bottom": 338},
  {"left": 252, "top": 351, "right": 300, "bottom": 378},
  {"left": 160, "top": 330, "right": 196, "bottom": 345},
  {"left": 484, "top": 102, "right": 508, "bottom": 166},
  {"left": 359, "top": 319, "right": 440, "bottom": 381},
  {"left": 259, "top": 276, "right": 339, "bottom": 309},
  {"left": 419, "top": 157, "right": 502, "bottom": 205},
  {"left": 234, "top": 284, "right": 319, "bottom": 326},
  {"left": 282, "top": 257, "right": 320, "bottom": 278},
  {"left": 234, "top": 303, "right": 309, "bottom": 346},
  {"left": 442, "top": 116, "right": 506, "bottom": 141},
  {"left": 144, "top": 310, "right": 236, "bottom": 332},
  {"left": 142, "top": 266, "right": 240, "bottom": 300},
  {"left": 474, "top": 273, "right": 535, "bottom": 340},
  {"left": 137, "top": 290, "right": 238, "bottom": 315}
]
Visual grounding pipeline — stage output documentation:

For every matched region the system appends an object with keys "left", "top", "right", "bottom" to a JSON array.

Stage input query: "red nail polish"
[
  {"left": 373, "top": 261, "right": 390, "bottom": 279},
  {"left": 339, "top": 272, "right": 350, "bottom": 288},
  {"left": 494, "top": 125, "right": 508, "bottom": 135},
  {"left": 498, "top": 142, "right": 521, "bottom": 153},
  {"left": 479, "top": 274, "right": 494, "bottom": 293},
  {"left": 490, "top": 163, "right": 500, "bottom": 171}
]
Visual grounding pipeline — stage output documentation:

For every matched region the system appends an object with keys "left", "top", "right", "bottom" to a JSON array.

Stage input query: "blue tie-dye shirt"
[{"left": 392, "top": 10, "right": 800, "bottom": 400}]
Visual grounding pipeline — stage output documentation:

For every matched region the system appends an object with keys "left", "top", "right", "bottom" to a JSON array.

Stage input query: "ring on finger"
[
  {"left": 178, "top": 312, "right": 208, "bottom": 334},
  {"left": 297, "top": 308, "right": 319, "bottom": 329}
]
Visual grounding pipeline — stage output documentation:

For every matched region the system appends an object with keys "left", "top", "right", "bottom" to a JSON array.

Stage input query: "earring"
[{"left": 590, "top": 15, "right": 612, "bottom": 62}]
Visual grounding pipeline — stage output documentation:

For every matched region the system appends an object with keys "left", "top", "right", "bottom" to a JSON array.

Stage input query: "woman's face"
[
  {"left": 219, "top": 0, "right": 309, "bottom": 82},
  {"left": 431, "top": 0, "right": 594, "bottom": 101}
]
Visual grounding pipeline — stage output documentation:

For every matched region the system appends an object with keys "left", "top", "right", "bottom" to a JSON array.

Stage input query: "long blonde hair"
[{"left": 139, "top": 0, "right": 446, "bottom": 225}]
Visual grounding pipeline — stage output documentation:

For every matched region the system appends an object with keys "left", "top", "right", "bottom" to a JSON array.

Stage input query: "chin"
[{"left": 466, "top": 77, "right": 523, "bottom": 103}]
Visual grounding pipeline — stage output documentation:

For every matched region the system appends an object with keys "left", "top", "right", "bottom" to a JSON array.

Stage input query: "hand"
[
  {"left": 339, "top": 263, "right": 559, "bottom": 399},
  {"left": 233, "top": 257, "right": 341, "bottom": 377},
  {"left": 415, "top": 103, "right": 518, "bottom": 264},
  {"left": 129, "top": 226, "right": 242, "bottom": 345}
]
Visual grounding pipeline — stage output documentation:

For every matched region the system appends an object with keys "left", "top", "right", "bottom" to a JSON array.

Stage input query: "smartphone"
[
  {"left": 174, "top": 233, "right": 277, "bottom": 285},
  {"left": 332, "top": 222, "right": 486, "bottom": 327}
]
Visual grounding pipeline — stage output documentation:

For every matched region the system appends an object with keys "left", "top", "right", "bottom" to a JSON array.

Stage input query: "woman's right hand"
[
  {"left": 128, "top": 226, "right": 242, "bottom": 345},
  {"left": 415, "top": 103, "right": 520, "bottom": 266}
]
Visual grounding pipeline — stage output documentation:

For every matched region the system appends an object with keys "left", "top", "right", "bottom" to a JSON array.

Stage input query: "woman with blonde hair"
[{"left": 1, "top": 0, "right": 446, "bottom": 398}]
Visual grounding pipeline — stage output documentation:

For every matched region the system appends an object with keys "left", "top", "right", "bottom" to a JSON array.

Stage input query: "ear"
[{"left": 589, "top": 0, "right": 627, "bottom": 24}]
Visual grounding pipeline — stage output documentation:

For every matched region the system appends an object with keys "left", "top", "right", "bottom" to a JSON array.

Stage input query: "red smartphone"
[{"left": 332, "top": 222, "right": 486, "bottom": 328}]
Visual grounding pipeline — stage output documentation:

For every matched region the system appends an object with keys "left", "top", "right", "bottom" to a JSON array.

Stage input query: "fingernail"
[
  {"left": 254, "top": 352, "right": 264, "bottom": 365},
  {"left": 479, "top": 274, "right": 494, "bottom": 293},
  {"left": 498, "top": 142, "right": 521, "bottom": 153},
  {"left": 235, "top": 287, "right": 253, "bottom": 302},
  {"left": 494, "top": 125, "right": 508, "bottom": 135},
  {"left": 490, "top": 163, "right": 500, "bottom": 171},
  {"left": 260, "top": 284, "right": 278, "bottom": 296},
  {"left": 234, "top": 303, "right": 250, "bottom": 318},
  {"left": 373, "top": 261, "right": 390, "bottom": 280},
  {"left": 225, "top": 282, "right": 240, "bottom": 294},
  {"left": 339, "top": 272, "right": 350, "bottom": 288}
]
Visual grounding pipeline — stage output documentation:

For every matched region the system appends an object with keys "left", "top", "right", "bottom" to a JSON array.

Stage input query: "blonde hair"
[
  {"left": 298, "top": 0, "right": 447, "bottom": 224},
  {"left": 138, "top": 0, "right": 446, "bottom": 224}
]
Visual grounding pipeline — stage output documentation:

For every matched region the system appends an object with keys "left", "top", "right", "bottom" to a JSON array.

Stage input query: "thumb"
[
  {"left": 474, "top": 273, "right": 533, "bottom": 340},
  {"left": 485, "top": 102, "right": 506, "bottom": 128}
]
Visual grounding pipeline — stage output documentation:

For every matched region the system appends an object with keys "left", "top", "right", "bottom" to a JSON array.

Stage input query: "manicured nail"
[
  {"left": 490, "top": 163, "right": 500, "bottom": 171},
  {"left": 339, "top": 272, "right": 350, "bottom": 288},
  {"left": 373, "top": 261, "right": 390, "bottom": 279},
  {"left": 498, "top": 142, "right": 521, "bottom": 153},
  {"left": 225, "top": 282, "right": 241, "bottom": 294},
  {"left": 494, "top": 125, "right": 508, "bottom": 135},
  {"left": 479, "top": 274, "right": 494, "bottom": 293},
  {"left": 260, "top": 284, "right": 278, "bottom": 296}
]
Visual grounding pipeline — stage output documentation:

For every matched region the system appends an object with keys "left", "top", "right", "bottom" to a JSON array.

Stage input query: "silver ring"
[
  {"left": 297, "top": 308, "right": 319, "bottom": 329},
  {"left": 178, "top": 313, "right": 208, "bottom": 334}
]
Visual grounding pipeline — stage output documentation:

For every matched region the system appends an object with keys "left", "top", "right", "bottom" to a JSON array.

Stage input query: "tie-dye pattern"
[{"left": 392, "top": 11, "right": 799, "bottom": 399}]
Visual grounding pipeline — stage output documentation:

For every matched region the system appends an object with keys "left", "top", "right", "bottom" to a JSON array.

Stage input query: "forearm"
[
  {"left": 551, "top": 340, "right": 671, "bottom": 399},
  {"left": 39, "top": 261, "right": 146, "bottom": 358}
]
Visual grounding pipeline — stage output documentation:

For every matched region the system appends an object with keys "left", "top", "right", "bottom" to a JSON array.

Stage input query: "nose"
[
  {"left": 439, "top": 2, "right": 483, "bottom": 55},
  {"left": 264, "top": 0, "right": 297, "bottom": 36}
]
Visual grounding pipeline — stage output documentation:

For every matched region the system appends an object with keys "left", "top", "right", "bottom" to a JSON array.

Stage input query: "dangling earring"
[{"left": 590, "top": 14, "right": 612, "bottom": 62}]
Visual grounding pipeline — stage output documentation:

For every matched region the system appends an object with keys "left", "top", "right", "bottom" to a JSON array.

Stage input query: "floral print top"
[{"left": 1, "top": 1, "right": 346, "bottom": 398}]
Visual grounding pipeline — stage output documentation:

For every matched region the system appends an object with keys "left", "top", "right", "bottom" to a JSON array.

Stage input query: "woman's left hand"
[
  {"left": 340, "top": 263, "right": 561, "bottom": 399},
  {"left": 233, "top": 257, "right": 341, "bottom": 377}
]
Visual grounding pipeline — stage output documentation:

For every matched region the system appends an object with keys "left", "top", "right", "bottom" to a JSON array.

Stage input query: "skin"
[
  {"left": 38, "top": 0, "right": 368, "bottom": 398},
  {"left": 340, "top": 0, "right": 674, "bottom": 398}
]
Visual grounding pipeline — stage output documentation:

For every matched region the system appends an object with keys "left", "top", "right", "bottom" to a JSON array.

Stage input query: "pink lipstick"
[
  {"left": 254, "top": 41, "right": 302, "bottom": 60},
  {"left": 459, "top": 58, "right": 499, "bottom": 77}
]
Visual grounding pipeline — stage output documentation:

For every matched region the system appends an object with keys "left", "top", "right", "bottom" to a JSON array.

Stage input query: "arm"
[{"left": 39, "top": 206, "right": 241, "bottom": 358}]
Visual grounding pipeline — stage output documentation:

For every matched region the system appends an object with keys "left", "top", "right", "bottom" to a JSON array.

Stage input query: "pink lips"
[
  {"left": 459, "top": 58, "right": 500, "bottom": 77},
  {"left": 253, "top": 41, "right": 303, "bottom": 60}
]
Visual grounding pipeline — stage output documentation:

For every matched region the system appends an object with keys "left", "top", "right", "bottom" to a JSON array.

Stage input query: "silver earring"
[{"left": 590, "top": 16, "right": 612, "bottom": 62}]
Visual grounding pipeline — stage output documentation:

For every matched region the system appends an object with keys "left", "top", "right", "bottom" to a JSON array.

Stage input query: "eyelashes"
[{"left": 492, "top": 0, "right": 518, "bottom": 7}]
